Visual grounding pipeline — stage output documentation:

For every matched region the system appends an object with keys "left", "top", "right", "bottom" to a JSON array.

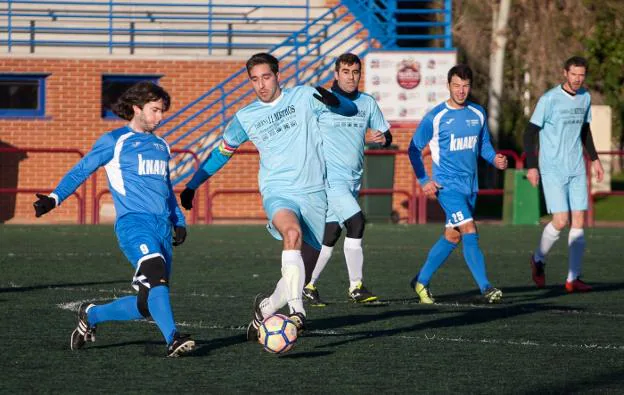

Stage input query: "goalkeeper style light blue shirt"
[
  {"left": 530, "top": 85, "right": 592, "bottom": 176},
  {"left": 318, "top": 90, "right": 391, "bottom": 184},
  {"left": 51, "top": 126, "right": 185, "bottom": 227},
  {"left": 409, "top": 101, "right": 496, "bottom": 195}
]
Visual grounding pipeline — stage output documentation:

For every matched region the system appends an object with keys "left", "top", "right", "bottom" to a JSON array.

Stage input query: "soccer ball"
[{"left": 258, "top": 314, "right": 298, "bottom": 354}]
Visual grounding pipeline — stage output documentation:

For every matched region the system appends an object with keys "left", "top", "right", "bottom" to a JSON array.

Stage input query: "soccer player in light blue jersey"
[
  {"left": 524, "top": 56, "right": 604, "bottom": 293},
  {"left": 408, "top": 64, "right": 508, "bottom": 304},
  {"left": 33, "top": 82, "right": 195, "bottom": 357},
  {"left": 179, "top": 53, "right": 357, "bottom": 340},
  {"left": 302, "top": 53, "right": 392, "bottom": 306}
]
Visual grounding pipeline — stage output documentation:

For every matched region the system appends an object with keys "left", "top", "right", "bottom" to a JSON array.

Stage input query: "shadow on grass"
[
  {"left": 383, "top": 281, "right": 624, "bottom": 306},
  {"left": 279, "top": 351, "right": 333, "bottom": 358},
  {"left": 87, "top": 334, "right": 249, "bottom": 358},
  {"left": 524, "top": 369, "right": 624, "bottom": 394},
  {"left": 0, "top": 279, "right": 127, "bottom": 294},
  {"left": 191, "top": 334, "right": 249, "bottom": 357},
  {"left": 311, "top": 301, "right": 582, "bottom": 348}
]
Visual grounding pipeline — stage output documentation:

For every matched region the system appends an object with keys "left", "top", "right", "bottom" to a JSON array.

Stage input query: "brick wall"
[{"left": 0, "top": 56, "right": 422, "bottom": 224}]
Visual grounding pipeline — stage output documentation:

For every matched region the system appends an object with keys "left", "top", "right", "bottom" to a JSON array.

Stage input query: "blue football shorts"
[
  {"left": 437, "top": 189, "right": 477, "bottom": 228},
  {"left": 115, "top": 213, "right": 173, "bottom": 290},
  {"left": 263, "top": 189, "right": 327, "bottom": 251},
  {"left": 541, "top": 172, "right": 588, "bottom": 213},
  {"left": 325, "top": 179, "right": 362, "bottom": 225}
]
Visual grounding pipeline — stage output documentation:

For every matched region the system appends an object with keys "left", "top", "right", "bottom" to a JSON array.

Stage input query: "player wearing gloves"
[
  {"left": 33, "top": 81, "right": 194, "bottom": 357},
  {"left": 303, "top": 53, "right": 392, "bottom": 306},
  {"left": 179, "top": 52, "right": 358, "bottom": 339}
]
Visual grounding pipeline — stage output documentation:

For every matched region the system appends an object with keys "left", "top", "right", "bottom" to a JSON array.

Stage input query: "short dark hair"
[
  {"left": 564, "top": 56, "right": 588, "bottom": 72},
  {"left": 246, "top": 52, "right": 279, "bottom": 75},
  {"left": 112, "top": 81, "right": 170, "bottom": 121},
  {"left": 447, "top": 64, "right": 473, "bottom": 84},
  {"left": 335, "top": 53, "right": 361, "bottom": 72}
]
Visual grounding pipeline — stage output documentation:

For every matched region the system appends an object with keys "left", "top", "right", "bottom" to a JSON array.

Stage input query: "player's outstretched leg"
[
  {"left": 70, "top": 295, "right": 147, "bottom": 350},
  {"left": 70, "top": 303, "right": 97, "bottom": 350}
]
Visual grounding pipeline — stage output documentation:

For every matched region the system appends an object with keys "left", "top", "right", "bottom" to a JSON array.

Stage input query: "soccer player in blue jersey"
[
  {"left": 408, "top": 64, "right": 508, "bottom": 304},
  {"left": 33, "top": 82, "right": 195, "bottom": 357},
  {"left": 179, "top": 53, "right": 357, "bottom": 339},
  {"left": 302, "top": 53, "right": 392, "bottom": 306},
  {"left": 524, "top": 56, "right": 604, "bottom": 292}
]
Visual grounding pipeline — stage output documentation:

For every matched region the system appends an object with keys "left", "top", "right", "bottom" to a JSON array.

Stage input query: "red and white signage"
[{"left": 365, "top": 51, "right": 457, "bottom": 122}]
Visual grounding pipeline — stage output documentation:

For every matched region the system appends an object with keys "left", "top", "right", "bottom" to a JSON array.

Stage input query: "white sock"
[
  {"left": 309, "top": 245, "right": 334, "bottom": 286},
  {"left": 265, "top": 278, "right": 288, "bottom": 317},
  {"left": 281, "top": 250, "right": 306, "bottom": 316},
  {"left": 534, "top": 222, "right": 561, "bottom": 262},
  {"left": 344, "top": 237, "right": 364, "bottom": 291},
  {"left": 567, "top": 228, "right": 585, "bottom": 282}
]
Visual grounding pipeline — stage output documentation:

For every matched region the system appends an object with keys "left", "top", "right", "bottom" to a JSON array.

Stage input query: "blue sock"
[
  {"left": 148, "top": 286, "right": 177, "bottom": 345},
  {"left": 88, "top": 296, "right": 142, "bottom": 325},
  {"left": 418, "top": 236, "right": 458, "bottom": 285},
  {"left": 462, "top": 233, "right": 491, "bottom": 292}
]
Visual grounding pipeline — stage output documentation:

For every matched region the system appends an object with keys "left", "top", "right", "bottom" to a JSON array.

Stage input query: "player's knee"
[
  {"left": 137, "top": 284, "right": 150, "bottom": 318},
  {"left": 344, "top": 211, "right": 365, "bottom": 239},
  {"left": 551, "top": 217, "right": 568, "bottom": 230},
  {"left": 282, "top": 226, "right": 302, "bottom": 249},
  {"left": 323, "top": 222, "right": 342, "bottom": 247},
  {"left": 444, "top": 228, "right": 461, "bottom": 244},
  {"left": 140, "top": 256, "right": 168, "bottom": 288},
  {"left": 457, "top": 221, "right": 477, "bottom": 234}
]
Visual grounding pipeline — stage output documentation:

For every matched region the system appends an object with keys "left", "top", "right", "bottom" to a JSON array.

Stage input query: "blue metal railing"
[
  {"left": 159, "top": 3, "right": 392, "bottom": 183},
  {"left": 2, "top": 0, "right": 328, "bottom": 54},
  {"left": 160, "top": 0, "right": 452, "bottom": 184},
  {"left": 341, "top": 0, "right": 452, "bottom": 49}
]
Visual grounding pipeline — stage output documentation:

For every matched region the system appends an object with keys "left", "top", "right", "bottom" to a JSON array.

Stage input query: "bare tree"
[{"left": 488, "top": 0, "right": 511, "bottom": 145}]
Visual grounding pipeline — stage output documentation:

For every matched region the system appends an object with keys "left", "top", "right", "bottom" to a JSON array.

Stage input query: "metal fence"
[{"left": 1, "top": 0, "right": 330, "bottom": 54}]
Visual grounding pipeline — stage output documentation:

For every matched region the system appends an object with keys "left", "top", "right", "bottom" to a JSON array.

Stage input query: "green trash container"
[
  {"left": 502, "top": 169, "right": 540, "bottom": 225},
  {"left": 359, "top": 144, "right": 397, "bottom": 223}
]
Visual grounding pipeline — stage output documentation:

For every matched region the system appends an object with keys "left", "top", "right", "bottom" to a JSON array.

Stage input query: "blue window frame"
[
  {"left": 0, "top": 74, "right": 49, "bottom": 118},
  {"left": 102, "top": 75, "right": 162, "bottom": 119}
]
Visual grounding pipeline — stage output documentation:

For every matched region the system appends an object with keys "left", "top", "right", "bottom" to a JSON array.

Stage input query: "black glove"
[
  {"left": 382, "top": 131, "right": 393, "bottom": 148},
  {"left": 313, "top": 86, "right": 340, "bottom": 107},
  {"left": 33, "top": 193, "right": 56, "bottom": 217},
  {"left": 180, "top": 187, "right": 195, "bottom": 210},
  {"left": 173, "top": 226, "right": 187, "bottom": 246}
]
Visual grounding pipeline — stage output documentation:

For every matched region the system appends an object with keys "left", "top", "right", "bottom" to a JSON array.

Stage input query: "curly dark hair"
[{"left": 112, "top": 81, "right": 171, "bottom": 121}]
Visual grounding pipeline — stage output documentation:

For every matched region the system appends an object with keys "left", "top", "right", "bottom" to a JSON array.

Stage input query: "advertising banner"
[{"left": 365, "top": 51, "right": 457, "bottom": 123}]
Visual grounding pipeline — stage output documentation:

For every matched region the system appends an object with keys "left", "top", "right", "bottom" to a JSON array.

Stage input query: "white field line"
[
  {"left": 40, "top": 286, "right": 624, "bottom": 319},
  {"left": 414, "top": 334, "right": 624, "bottom": 351},
  {"left": 56, "top": 298, "right": 624, "bottom": 352}
]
